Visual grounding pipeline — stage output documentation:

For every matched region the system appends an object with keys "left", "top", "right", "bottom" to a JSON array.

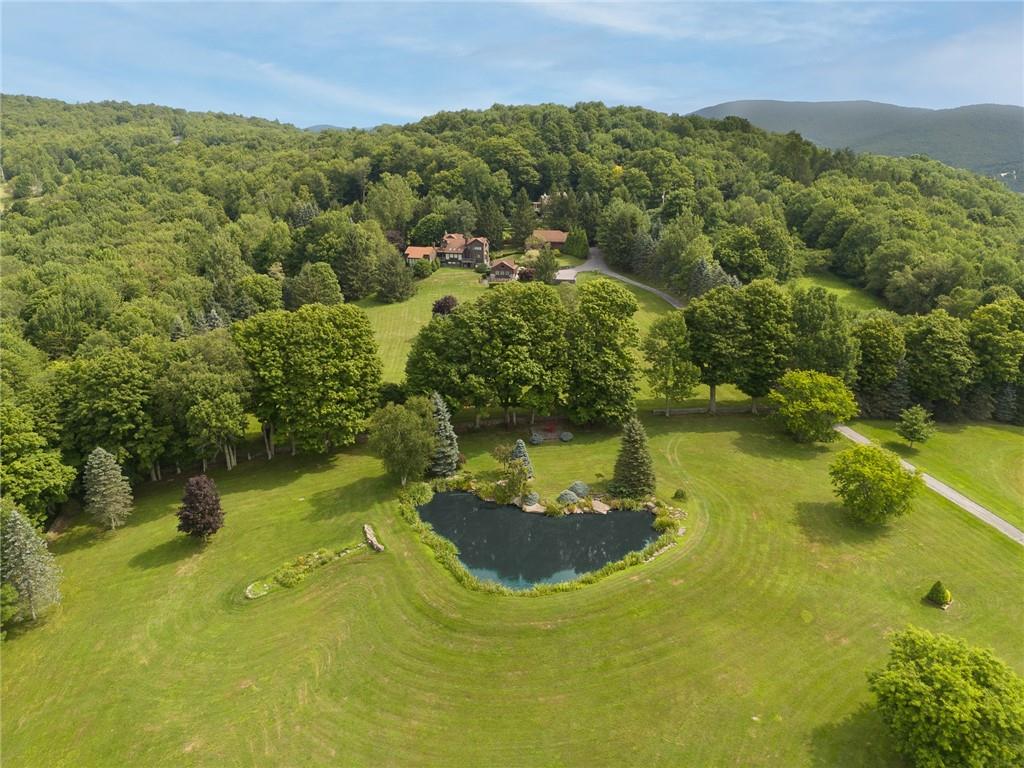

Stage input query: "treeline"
[{"left": 405, "top": 277, "right": 1024, "bottom": 427}]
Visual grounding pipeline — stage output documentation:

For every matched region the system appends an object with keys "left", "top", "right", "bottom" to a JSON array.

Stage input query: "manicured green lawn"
[
  {"left": 357, "top": 268, "right": 488, "bottom": 382},
  {"left": 4, "top": 416, "right": 1021, "bottom": 766},
  {"left": 791, "top": 270, "right": 885, "bottom": 313},
  {"left": 853, "top": 420, "right": 1024, "bottom": 528}
]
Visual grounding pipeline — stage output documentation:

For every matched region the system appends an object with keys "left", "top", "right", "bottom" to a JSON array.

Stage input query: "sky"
[{"left": 2, "top": 1, "right": 1022, "bottom": 128}]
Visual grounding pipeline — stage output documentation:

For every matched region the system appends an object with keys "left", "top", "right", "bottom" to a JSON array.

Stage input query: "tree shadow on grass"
[
  {"left": 128, "top": 535, "right": 202, "bottom": 570},
  {"left": 795, "top": 502, "right": 894, "bottom": 547},
  {"left": 305, "top": 474, "right": 395, "bottom": 521},
  {"left": 807, "top": 703, "right": 903, "bottom": 767},
  {"left": 732, "top": 428, "right": 833, "bottom": 462}
]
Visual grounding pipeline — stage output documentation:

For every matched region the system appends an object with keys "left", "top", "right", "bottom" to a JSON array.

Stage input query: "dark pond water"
[{"left": 417, "top": 491, "right": 656, "bottom": 589}]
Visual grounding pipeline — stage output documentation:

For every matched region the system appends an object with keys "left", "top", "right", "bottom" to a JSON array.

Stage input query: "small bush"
[
  {"left": 652, "top": 515, "right": 676, "bottom": 533},
  {"left": 523, "top": 491, "right": 540, "bottom": 506},
  {"left": 567, "top": 480, "right": 590, "bottom": 497},
  {"left": 474, "top": 263, "right": 490, "bottom": 275},
  {"left": 672, "top": 488, "right": 688, "bottom": 501},
  {"left": 556, "top": 490, "right": 580, "bottom": 505},
  {"left": 399, "top": 481, "right": 434, "bottom": 507},
  {"left": 544, "top": 502, "right": 564, "bottom": 517},
  {"left": 412, "top": 259, "right": 433, "bottom": 279},
  {"left": 529, "top": 434, "right": 544, "bottom": 445},
  {"left": 559, "top": 431, "right": 574, "bottom": 442},
  {"left": 927, "top": 580, "right": 952, "bottom": 607}
]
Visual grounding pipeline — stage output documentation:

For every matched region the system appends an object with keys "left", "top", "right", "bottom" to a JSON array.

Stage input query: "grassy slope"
[
  {"left": 853, "top": 420, "right": 1024, "bottom": 528},
  {"left": 357, "top": 268, "right": 488, "bottom": 383},
  {"left": 3, "top": 416, "right": 1021, "bottom": 767},
  {"left": 791, "top": 271, "right": 885, "bottom": 314}
]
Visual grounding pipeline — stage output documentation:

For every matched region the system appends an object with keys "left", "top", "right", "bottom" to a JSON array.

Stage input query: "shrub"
[
  {"left": 544, "top": 501, "right": 565, "bottom": 516},
  {"left": 523, "top": 491, "right": 540, "bottom": 506},
  {"left": 510, "top": 439, "right": 533, "bottom": 477},
  {"left": 926, "top": 580, "right": 952, "bottom": 607},
  {"left": 474, "top": 263, "right": 490, "bottom": 275},
  {"left": 652, "top": 515, "right": 676, "bottom": 533},
  {"left": 412, "top": 259, "right": 433, "bottom": 279},
  {"left": 567, "top": 480, "right": 590, "bottom": 497},
  {"left": 432, "top": 294, "right": 459, "bottom": 315},
  {"left": 556, "top": 489, "right": 579, "bottom": 505},
  {"left": 399, "top": 481, "right": 434, "bottom": 507},
  {"left": 559, "top": 431, "right": 574, "bottom": 442},
  {"left": 672, "top": 488, "right": 688, "bottom": 501}
]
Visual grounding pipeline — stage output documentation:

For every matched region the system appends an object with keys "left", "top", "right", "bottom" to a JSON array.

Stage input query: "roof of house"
[
  {"left": 465, "top": 236, "right": 490, "bottom": 247},
  {"left": 440, "top": 233, "right": 468, "bottom": 251},
  {"left": 490, "top": 258, "right": 519, "bottom": 271},
  {"left": 532, "top": 228, "right": 569, "bottom": 244},
  {"left": 404, "top": 246, "right": 436, "bottom": 260}
]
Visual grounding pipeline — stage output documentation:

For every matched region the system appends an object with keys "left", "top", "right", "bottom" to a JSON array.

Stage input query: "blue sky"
[{"left": 3, "top": 2, "right": 1021, "bottom": 127}]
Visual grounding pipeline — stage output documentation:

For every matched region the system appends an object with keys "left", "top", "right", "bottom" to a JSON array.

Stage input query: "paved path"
[
  {"left": 834, "top": 425, "right": 1024, "bottom": 546},
  {"left": 555, "top": 248, "right": 683, "bottom": 308}
]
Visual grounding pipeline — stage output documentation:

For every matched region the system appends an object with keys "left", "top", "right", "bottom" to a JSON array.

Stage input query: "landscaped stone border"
[
  {"left": 398, "top": 482, "right": 679, "bottom": 597},
  {"left": 244, "top": 541, "right": 365, "bottom": 600}
]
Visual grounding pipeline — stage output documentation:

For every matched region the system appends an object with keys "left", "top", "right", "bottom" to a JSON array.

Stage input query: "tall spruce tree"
[
  {"left": 510, "top": 439, "right": 534, "bottom": 478},
  {"left": 177, "top": 475, "right": 224, "bottom": 540},
  {"left": 427, "top": 392, "right": 459, "bottom": 477},
  {"left": 510, "top": 188, "right": 536, "bottom": 248},
  {"left": 0, "top": 508, "right": 62, "bottom": 621},
  {"left": 83, "top": 446, "right": 134, "bottom": 530},
  {"left": 610, "top": 417, "right": 656, "bottom": 498}
]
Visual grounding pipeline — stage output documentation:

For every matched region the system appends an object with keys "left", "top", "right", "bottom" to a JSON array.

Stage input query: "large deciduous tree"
[
  {"left": 233, "top": 304, "right": 382, "bottom": 453},
  {"left": 734, "top": 280, "right": 795, "bottom": 412},
  {"left": 0, "top": 401, "right": 75, "bottom": 526},
  {"left": 896, "top": 404, "right": 936, "bottom": 448},
  {"left": 597, "top": 199, "right": 649, "bottom": 271},
  {"left": 375, "top": 251, "right": 416, "bottom": 304},
  {"left": 642, "top": 311, "right": 701, "bottom": 415},
  {"left": 367, "top": 398, "right": 435, "bottom": 486},
  {"left": 684, "top": 285, "right": 744, "bottom": 414},
  {"left": 868, "top": 627, "right": 1024, "bottom": 768},
  {"left": 566, "top": 278, "right": 640, "bottom": 424},
  {"left": 284, "top": 262, "right": 343, "bottom": 309},
  {"left": 790, "top": 286, "right": 859, "bottom": 383},
  {"left": 904, "top": 310, "right": 976, "bottom": 404},
  {"left": 829, "top": 444, "right": 921, "bottom": 525},
  {"left": 767, "top": 370, "right": 857, "bottom": 443},
  {"left": 83, "top": 447, "right": 134, "bottom": 530}
]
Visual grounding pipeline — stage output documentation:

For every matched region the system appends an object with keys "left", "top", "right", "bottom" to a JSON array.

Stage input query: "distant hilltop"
[{"left": 693, "top": 100, "right": 1024, "bottom": 191}]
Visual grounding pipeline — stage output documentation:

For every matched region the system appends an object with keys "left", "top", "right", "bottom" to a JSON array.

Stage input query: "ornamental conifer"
[
  {"left": 510, "top": 439, "right": 533, "bottom": 478},
  {"left": 427, "top": 392, "right": 459, "bottom": 477},
  {"left": 83, "top": 447, "right": 134, "bottom": 530},
  {"left": 0, "top": 508, "right": 61, "bottom": 621},
  {"left": 610, "top": 416, "right": 656, "bottom": 498}
]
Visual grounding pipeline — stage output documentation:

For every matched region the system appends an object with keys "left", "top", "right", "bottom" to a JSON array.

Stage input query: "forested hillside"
[
  {"left": 3, "top": 94, "right": 1024, "bottom": 525},
  {"left": 694, "top": 100, "right": 1024, "bottom": 191}
]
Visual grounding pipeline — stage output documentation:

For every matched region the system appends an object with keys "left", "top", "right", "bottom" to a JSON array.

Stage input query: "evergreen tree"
[
  {"left": 0, "top": 508, "right": 61, "bottom": 621},
  {"left": 688, "top": 256, "right": 739, "bottom": 297},
  {"left": 896, "top": 405, "right": 936, "bottom": 448},
  {"left": 375, "top": 251, "right": 416, "bottom": 303},
  {"left": 83, "top": 446, "right": 134, "bottom": 530},
  {"left": 510, "top": 188, "right": 536, "bottom": 248},
  {"left": 477, "top": 196, "right": 507, "bottom": 248},
  {"left": 610, "top": 417, "right": 656, "bottom": 498},
  {"left": 510, "top": 439, "right": 533, "bottom": 478},
  {"left": 170, "top": 316, "right": 187, "bottom": 341},
  {"left": 533, "top": 245, "right": 559, "bottom": 284},
  {"left": 427, "top": 392, "right": 459, "bottom": 477},
  {"left": 176, "top": 475, "right": 224, "bottom": 540},
  {"left": 926, "top": 580, "right": 952, "bottom": 607}
]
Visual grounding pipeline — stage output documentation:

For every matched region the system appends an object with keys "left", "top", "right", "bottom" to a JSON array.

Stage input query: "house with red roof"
[
  {"left": 403, "top": 245, "right": 437, "bottom": 265},
  {"left": 532, "top": 229, "right": 569, "bottom": 250},
  {"left": 438, "top": 233, "right": 490, "bottom": 267}
]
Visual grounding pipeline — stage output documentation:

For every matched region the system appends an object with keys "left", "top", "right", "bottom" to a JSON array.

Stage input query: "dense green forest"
[{"left": 3, "top": 94, "right": 1023, "bottom": 526}]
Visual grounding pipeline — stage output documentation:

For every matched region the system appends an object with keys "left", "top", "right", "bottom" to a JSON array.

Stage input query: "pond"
[{"left": 417, "top": 491, "right": 656, "bottom": 589}]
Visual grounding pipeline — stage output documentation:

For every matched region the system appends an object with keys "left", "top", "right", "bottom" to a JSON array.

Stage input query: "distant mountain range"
[{"left": 693, "top": 100, "right": 1024, "bottom": 191}]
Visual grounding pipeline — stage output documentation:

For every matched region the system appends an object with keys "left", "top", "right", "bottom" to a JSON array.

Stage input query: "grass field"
[
  {"left": 357, "top": 268, "right": 488, "bottom": 382},
  {"left": 791, "top": 270, "right": 886, "bottom": 313},
  {"left": 4, "top": 415, "right": 1021, "bottom": 767},
  {"left": 853, "top": 420, "right": 1024, "bottom": 528}
]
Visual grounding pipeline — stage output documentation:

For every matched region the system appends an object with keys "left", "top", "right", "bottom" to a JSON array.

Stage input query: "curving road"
[
  {"left": 555, "top": 247, "right": 683, "bottom": 308},
  {"left": 834, "top": 425, "right": 1024, "bottom": 546}
]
